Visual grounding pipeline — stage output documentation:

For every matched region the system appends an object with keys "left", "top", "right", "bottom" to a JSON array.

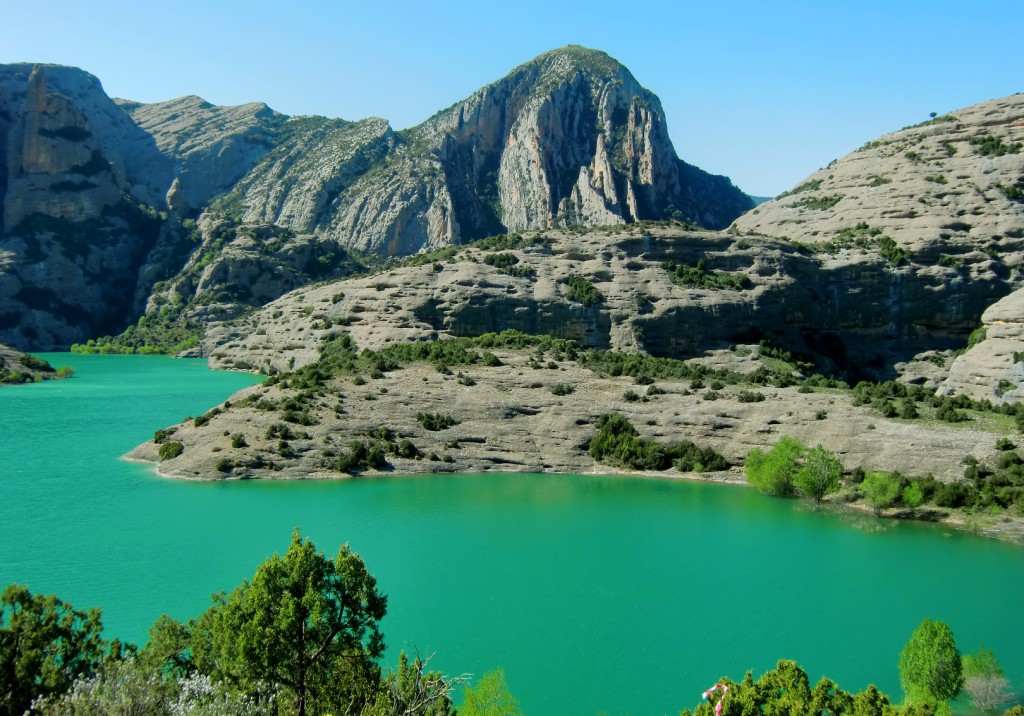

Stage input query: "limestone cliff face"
[
  {"left": 0, "top": 64, "right": 173, "bottom": 348},
  {"left": 222, "top": 46, "right": 752, "bottom": 255},
  {"left": 941, "top": 289, "right": 1024, "bottom": 403},
  {"left": 205, "top": 224, "right": 1008, "bottom": 382},
  {"left": 729, "top": 94, "right": 1024, "bottom": 360},
  {"left": 117, "top": 95, "right": 285, "bottom": 209}
]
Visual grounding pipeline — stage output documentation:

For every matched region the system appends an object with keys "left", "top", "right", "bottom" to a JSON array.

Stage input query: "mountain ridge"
[{"left": 0, "top": 47, "right": 755, "bottom": 349}]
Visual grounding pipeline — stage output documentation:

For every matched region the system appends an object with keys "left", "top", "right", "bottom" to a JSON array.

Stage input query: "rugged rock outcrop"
[
  {"left": 0, "top": 64, "right": 174, "bottom": 348},
  {"left": 1, "top": 63, "right": 172, "bottom": 216},
  {"left": 222, "top": 46, "right": 752, "bottom": 255},
  {"left": 203, "top": 221, "right": 1014, "bottom": 382},
  {"left": 116, "top": 95, "right": 286, "bottom": 209},
  {"left": 1, "top": 49, "right": 754, "bottom": 349},
  {"left": 733, "top": 94, "right": 1024, "bottom": 338},
  {"left": 942, "top": 287, "right": 1024, "bottom": 403},
  {"left": 129, "top": 345, "right": 995, "bottom": 485},
  {"left": 0, "top": 342, "right": 68, "bottom": 384},
  {"left": 727, "top": 94, "right": 1024, "bottom": 374}
]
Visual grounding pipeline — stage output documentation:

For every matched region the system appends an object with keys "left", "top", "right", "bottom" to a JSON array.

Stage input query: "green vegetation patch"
[
  {"left": 589, "top": 412, "right": 728, "bottom": 472},
  {"left": 790, "top": 193, "right": 843, "bottom": 210},
  {"left": 661, "top": 258, "right": 752, "bottom": 291},
  {"left": 563, "top": 275, "right": 604, "bottom": 306},
  {"left": 482, "top": 252, "right": 535, "bottom": 278},
  {"left": 775, "top": 178, "right": 822, "bottom": 198},
  {"left": 993, "top": 181, "right": 1024, "bottom": 202},
  {"left": 971, "top": 134, "right": 1023, "bottom": 157},
  {"left": 416, "top": 412, "right": 458, "bottom": 431},
  {"left": 809, "top": 223, "right": 907, "bottom": 265},
  {"left": 73, "top": 311, "right": 201, "bottom": 355}
]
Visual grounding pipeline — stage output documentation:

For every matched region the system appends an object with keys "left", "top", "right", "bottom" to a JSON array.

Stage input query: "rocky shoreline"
[{"left": 124, "top": 345, "right": 1024, "bottom": 544}]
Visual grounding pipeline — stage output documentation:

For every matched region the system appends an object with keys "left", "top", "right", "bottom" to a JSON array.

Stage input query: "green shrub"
[
  {"left": 483, "top": 253, "right": 519, "bottom": 269},
  {"left": 932, "top": 480, "right": 977, "bottom": 509},
  {"left": 661, "top": 258, "right": 752, "bottom": 291},
  {"left": 158, "top": 441, "right": 184, "bottom": 460},
  {"left": 216, "top": 458, "right": 234, "bottom": 473},
  {"left": 970, "top": 134, "right": 1023, "bottom": 157},
  {"left": 416, "top": 412, "right": 457, "bottom": 431},
  {"left": 336, "top": 440, "right": 387, "bottom": 473},
  {"left": 899, "top": 399, "right": 920, "bottom": 419},
  {"left": 395, "top": 439, "right": 420, "bottom": 459},
  {"left": 776, "top": 179, "right": 823, "bottom": 198},
  {"left": 861, "top": 471, "right": 901, "bottom": 515},
  {"left": 879, "top": 236, "right": 907, "bottom": 266},
  {"left": 551, "top": 383, "right": 575, "bottom": 396},
  {"left": 564, "top": 275, "right": 604, "bottom": 306},
  {"left": 902, "top": 482, "right": 925, "bottom": 508},
  {"left": 745, "top": 436, "right": 805, "bottom": 496},
  {"left": 153, "top": 428, "right": 175, "bottom": 444},
  {"left": 193, "top": 409, "right": 221, "bottom": 427},
  {"left": 230, "top": 434, "right": 248, "bottom": 449},
  {"left": 737, "top": 390, "right": 765, "bottom": 403},
  {"left": 588, "top": 412, "right": 727, "bottom": 472},
  {"left": 791, "top": 194, "right": 844, "bottom": 210},
  {"left": 937, "top": 403, "right": 968, "bottom": 422}
]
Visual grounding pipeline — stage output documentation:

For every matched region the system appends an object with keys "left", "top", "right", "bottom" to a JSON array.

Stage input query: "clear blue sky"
[{"left": 2, "top": 0, "right": 1020, "bottom": 197}]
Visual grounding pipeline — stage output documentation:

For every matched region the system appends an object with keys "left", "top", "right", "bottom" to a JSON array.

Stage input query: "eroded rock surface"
[
  {"left": 0, "top": 64, "right": 173, "bottom": 348},
  {"left": 943, "top": 288, "right": 1024, "bottom": 403},
  {"left": 128, "top": 348, "right": 993, "bottom": 484}
]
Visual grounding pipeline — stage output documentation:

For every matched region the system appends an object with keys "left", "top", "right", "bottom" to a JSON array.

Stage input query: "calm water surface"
[{"left": 2, "top": 354, "right": 1022, "bottom": 715}]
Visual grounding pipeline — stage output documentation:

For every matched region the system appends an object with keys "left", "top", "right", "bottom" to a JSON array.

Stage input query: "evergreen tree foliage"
[
  {"left": 0, "top": 585, "right": 110, "bottom": 716},
  {"left": 190, "top": 530, "right": 388, "bottom": 716}
]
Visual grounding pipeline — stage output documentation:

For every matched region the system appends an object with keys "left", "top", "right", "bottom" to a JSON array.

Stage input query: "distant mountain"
[
  {"left": 0, "top": 48, "right": 753, "bottom": 349},
  {"left": 159, "top": 45, "right": 752, "bottom": 255},
  {"left": 201, "top": 94, "right": 1024, "bottom": 390}
]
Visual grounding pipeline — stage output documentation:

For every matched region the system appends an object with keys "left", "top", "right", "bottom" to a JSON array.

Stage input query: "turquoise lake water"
[{"left": 1, "top": 354, "right": 1022, "bottom": 715}]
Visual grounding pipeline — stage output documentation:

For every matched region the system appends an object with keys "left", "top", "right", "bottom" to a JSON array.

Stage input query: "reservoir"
[{"left": 2, "top": 354, "right": 1022, "bottom": 715}]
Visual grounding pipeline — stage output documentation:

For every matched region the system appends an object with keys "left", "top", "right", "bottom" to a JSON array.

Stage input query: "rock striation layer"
[
  {"left": 0, "top": 64, "right": 173, "bottom": 347},
  {"left": 0, "top": 48, "right": 753, "bottom": 349},
  {"left": 219, "top": 46, "right": 752, "bottom": 255},
  {"left": 116, "top": 95, "right": 286, "bottom": 209},
  {"left": 731, "top": 94, "right": 1024, "bottom": 357}
]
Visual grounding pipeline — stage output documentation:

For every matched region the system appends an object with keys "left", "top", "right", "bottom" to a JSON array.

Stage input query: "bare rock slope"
[
  {"left": 0, "top": 64, "right": 173, "bottom": 348},
  {"left": 220, "top": 46, "right": 752, "bottom": 255},
  {"left": 116, "top": 95, "right": 286, "bottom": 209},
  {"left": 943, "top": 287, "right": 1024, "bottom": 403},
  {"left": 129, "top": 346, "right": 994, "bottom": 485}
]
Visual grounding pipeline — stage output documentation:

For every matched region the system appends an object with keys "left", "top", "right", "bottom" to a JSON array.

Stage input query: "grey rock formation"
[
  {"left": 129, "top": 345, "right": 993, "bottom": 484},
  {"left": 223, "top": 46, "right": 753, "bottom": 255},
  {"left": 0, "top": 64, "right": 173, "bottom": 348},
  {"left": 0, "top": 342, "right": 66, "bottom": 383},
  {"left": 730, "top": 94, "right": 1024, "bottom": 363},
  {"left": 942, "top": 288, "right": 1024, "bottom": 403},
  {"left": 117, "top": 94, "right": 285, "bottom": 208},
  {"left": 204, "top": 222, "right": 1016, "bottom": 382}
]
